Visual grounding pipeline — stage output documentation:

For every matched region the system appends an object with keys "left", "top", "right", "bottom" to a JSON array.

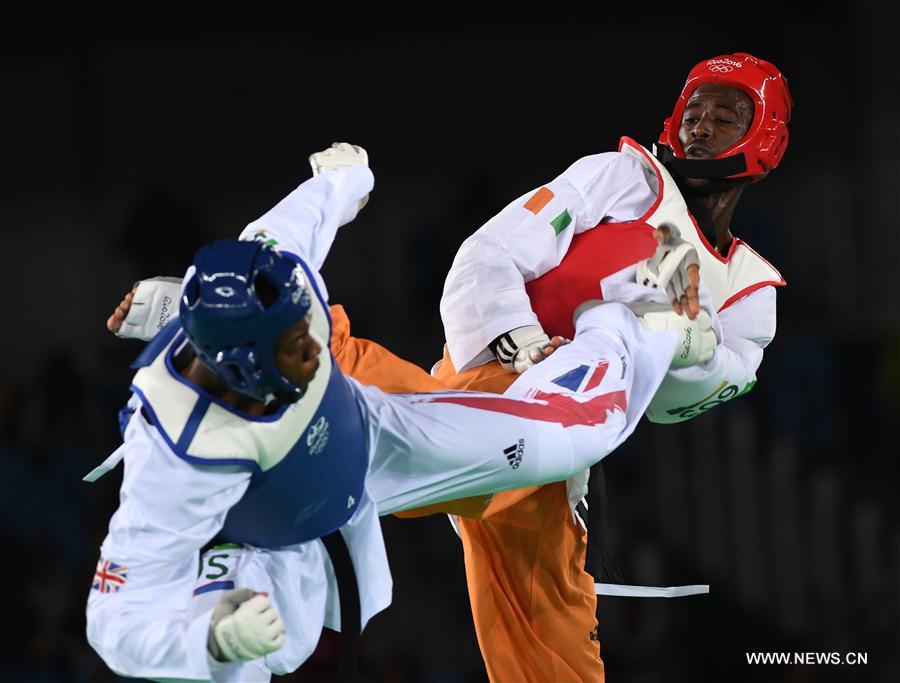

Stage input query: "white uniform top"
[
  {"left": 440, "top": 140, "right": 782, "bottom": 423},
  {"left": 86, "top": 166, "right": 387, "bottom": 681}
]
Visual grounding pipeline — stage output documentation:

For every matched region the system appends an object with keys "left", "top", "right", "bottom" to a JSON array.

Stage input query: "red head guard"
[{"left": 658, "top": 53, "right": 793, "bottom": 178}]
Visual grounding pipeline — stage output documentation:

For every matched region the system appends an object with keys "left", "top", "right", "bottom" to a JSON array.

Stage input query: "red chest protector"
[
  {"left": 524, "top": 221, "right": 658, "bottom": 339},
  {"left": 524, "top": 137, "right": 784, "bottom": 340}
]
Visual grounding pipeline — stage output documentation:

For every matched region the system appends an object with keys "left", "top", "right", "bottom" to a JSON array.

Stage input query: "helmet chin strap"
[
  {"left": 654, "top": 144, "right": 747, "bottom": 179},
  {"left": 652, "top": 144, "right": 736, "bottom": 252}
]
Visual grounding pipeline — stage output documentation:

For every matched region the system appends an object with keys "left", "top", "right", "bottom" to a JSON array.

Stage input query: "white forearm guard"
[
  {"left": 628, "top": 303, "right": 716, "bottom": 368},
  {"left": 117, "top": 276, "right": 184, "bottom": 341},
  {"left": 489, "top": 325, "right": 552, "bottom": 374}
]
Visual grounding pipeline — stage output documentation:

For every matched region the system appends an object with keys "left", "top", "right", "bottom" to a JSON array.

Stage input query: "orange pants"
[{"left": 330, "top": 305, "right": 603, "bottom": 682}]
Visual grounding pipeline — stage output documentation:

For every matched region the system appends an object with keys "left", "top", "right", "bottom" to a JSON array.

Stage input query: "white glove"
[
  {"left": 208, "top": 588, "right": 286, "bottom": 663},
  {"left": 648, "top": 310, "right": 716, "bottom": 368},
  {"left": 490, "top": 325, "right": 556, "bottom": 374},
  {"left": 628, "top": 302, "right": 716, "bottom": 368},
  {"left": 309, "top": 142, "right": 370, "bottom": 211},
  {"left": 635, "top": 224, "right": 700, "bottom": 307},
  {"left": 116, "top": 276, "right": 184, "bottom": 341}
]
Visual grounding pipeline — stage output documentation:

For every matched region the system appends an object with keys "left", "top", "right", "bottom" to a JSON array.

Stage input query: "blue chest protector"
[
  {"left": 220, "top": 362, "right": 369, "bottom": 547},
  {"left": 131, "top": 320, "right": 370, "bottom": 548}
]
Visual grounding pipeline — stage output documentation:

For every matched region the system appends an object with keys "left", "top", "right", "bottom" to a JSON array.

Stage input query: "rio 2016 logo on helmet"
[
  {"left": 658, "top": 52, "right": 794, "bottom": 179},
  {"left": 180, "top": 239, "right": 313, "bottom": 404}
]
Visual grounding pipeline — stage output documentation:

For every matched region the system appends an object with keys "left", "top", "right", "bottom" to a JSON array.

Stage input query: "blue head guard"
[{"left": 180, "top": 239, "right": 313, "bottom": 404}]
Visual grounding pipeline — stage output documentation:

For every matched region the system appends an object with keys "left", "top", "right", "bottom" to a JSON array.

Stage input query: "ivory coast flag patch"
[
  {"left": 550, "top": 210, "right": 572, "bottom": 235},
  {"left": 524, "top": 187, "right": 554, "bottom": 214}
]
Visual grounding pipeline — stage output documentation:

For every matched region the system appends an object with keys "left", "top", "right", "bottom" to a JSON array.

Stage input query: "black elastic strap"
[
  {"left": 653, "top": 145, "right": 731, "bottom": 250},
  {"left": 655, "top": 144, "right": 747, "bottom": 179},
  {"left": 489, "top": 332, "right": 517, "bottom": 364},
  {"left": 321, "top": 530, "right": 361, "bottom": 683}
]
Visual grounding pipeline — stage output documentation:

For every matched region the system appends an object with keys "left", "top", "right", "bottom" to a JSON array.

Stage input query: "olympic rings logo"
[{"left": 706, "top": 58, "right": 743, "bottom": 73}]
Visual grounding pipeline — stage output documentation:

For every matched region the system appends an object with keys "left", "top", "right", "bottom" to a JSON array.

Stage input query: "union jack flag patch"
[{"left": 92, "top": 558, "right": 128, "bottom": 593}]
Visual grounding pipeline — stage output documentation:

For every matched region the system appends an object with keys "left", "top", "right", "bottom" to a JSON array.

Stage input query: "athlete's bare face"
[
  {"left": 678, "top": 84, "right": 753, "bottom": 159},
  {"left": 274, "top": 314, "right": 322, "bottom": 394}
]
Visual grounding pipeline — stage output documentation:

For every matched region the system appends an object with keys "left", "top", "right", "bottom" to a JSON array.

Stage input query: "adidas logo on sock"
[{"left": 503, "top": 439, "right": 525, "bottom": 469}]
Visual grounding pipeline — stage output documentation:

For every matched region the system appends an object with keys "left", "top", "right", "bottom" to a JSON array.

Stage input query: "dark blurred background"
[{"left": 1, "top": 0, "right": 898, "bottom": 681}]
